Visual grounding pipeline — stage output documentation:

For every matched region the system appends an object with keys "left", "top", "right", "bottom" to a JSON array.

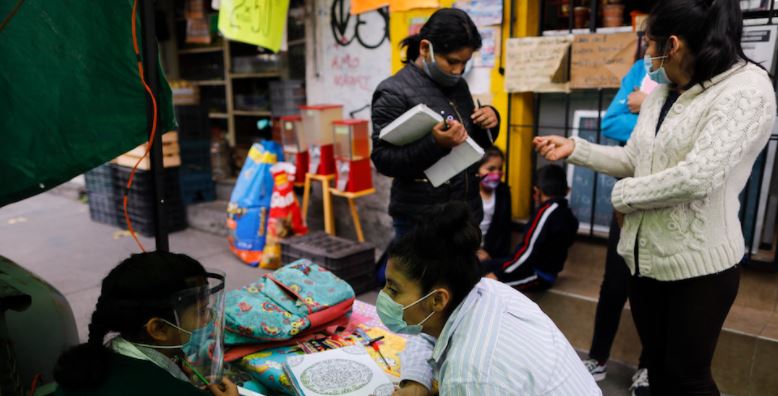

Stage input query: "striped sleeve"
[{"left": 399, "top": 334, "right": 435, "bottom": 390}]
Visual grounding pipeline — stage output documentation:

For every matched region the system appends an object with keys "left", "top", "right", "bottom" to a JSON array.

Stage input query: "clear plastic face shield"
[{"left": 167, "top": 269, "right": 226, "bottom": 386}]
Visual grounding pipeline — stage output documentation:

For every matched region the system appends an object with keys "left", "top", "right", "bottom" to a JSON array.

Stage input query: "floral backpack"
[{"left": 224, "top": 260, "right": 355, "bottom": 347}]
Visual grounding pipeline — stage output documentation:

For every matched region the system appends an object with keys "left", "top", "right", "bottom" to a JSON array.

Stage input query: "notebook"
[
  {"left": 379, "top": 104, "right": 485, "bottom": 187},
  {"left": 283, "top": 345, "right": 395, "bottom": 396},
  {"left": 378, "top": 104, "right": 443, "bottom": 146},
  {"left": 424, "top": 138, "right": 485, "bottom": 187}
]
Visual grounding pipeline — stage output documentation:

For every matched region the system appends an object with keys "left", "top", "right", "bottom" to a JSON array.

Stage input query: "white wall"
[{"left": 305, "top": 0, "right": 392, "bottom": 119}]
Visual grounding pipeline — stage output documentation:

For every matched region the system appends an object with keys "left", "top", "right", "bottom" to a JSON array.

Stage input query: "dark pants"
[
  {"left": 629, "top": 265, "right": 740, "bottom": 395},
  {"left": 375, "top": 217, "right": 414, "bottom": 284},
  {"left": 589, "top": 216, "right": 646, "bottom": 368},
  {"left": 481, "top": 258, "right": 553, "bottom": 292}
]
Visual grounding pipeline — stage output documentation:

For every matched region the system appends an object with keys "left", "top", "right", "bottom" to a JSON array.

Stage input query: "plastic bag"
[
  {"left": 227, "top": 140, "right": 283, "bottom": 266},
  {"left": 260, "top": 162, "right": 308, "bottom": 269}
]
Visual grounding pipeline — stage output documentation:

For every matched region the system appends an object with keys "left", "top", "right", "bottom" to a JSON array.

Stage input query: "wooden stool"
[
  {"left": 301, "top": 173, "right": 336, "bottom": 235},
  {"left": 330, "top": 188, "right": 376, "bottom": 242}
]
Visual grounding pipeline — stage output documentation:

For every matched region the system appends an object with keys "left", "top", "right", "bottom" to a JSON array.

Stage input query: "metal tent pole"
[{"left": 139, "top": 0, "right": 169, "bottom": 251}]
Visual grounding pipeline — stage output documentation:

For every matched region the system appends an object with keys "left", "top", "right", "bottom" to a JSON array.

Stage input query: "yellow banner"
[
  {"left": 390, "top": 0, "right": 439, "bottom": 12},
  {"left": 218, "top": 0, "right": 290, "bottom": 53},
  {"left": 351, "top": 0, "right": 390, "bottom": 14}
]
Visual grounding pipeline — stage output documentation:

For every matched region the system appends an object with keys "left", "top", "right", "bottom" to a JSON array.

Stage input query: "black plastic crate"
[
  {"left": 175, "top": 105, "right": 210, "bottom": 138},
  {"left": 180, "top": 170, "right": 216, "bottom": 205},
  {"left": 280, "top": 231, "right": 374, "bottom": 277},
  {"left": 179, "top": 139, "right": 212, "bottom": 173},
  {"left": 84, "top": 164, "right": 116, "bottom": 196},
  {"left": 87, "top": 192, "right": 121, "bottom": 226},
  {"left": 113, "top": 165, "right": 182, "bottom": 198}
]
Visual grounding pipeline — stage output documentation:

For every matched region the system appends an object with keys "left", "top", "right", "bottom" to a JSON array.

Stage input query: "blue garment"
[{"left": 601, "top": 59, "right": 647, "bottom": 143}]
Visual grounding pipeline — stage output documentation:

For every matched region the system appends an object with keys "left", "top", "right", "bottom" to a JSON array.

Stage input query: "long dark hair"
[
  {"left": 400, "top": 8, "right": 482, "bottom": 64},
  {"left": 53, "top": 252, "right": 207, "bottom": 390},
  {"left": 646, "top": 0, "right": 762, "bottom": 89},
  {"left": 388, "top": 202, "right": 482, "bottom": 314}
]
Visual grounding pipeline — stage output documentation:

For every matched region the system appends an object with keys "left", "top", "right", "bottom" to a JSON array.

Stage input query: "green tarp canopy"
[{"left": 0, "top": 0, "right": 176, "bottom": 207}]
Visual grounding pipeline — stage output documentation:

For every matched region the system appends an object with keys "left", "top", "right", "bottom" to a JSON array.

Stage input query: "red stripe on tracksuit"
[{"left": 501, "top": 202, "right": 552, "bottom": 271}]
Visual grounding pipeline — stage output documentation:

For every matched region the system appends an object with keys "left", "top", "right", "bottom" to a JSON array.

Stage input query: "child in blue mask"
[
  {"left": 379, "top": 202, "right": 600, "bottom": 396},
  {"left": 53, "top": 252, "right": 237, "bottom": 396}
]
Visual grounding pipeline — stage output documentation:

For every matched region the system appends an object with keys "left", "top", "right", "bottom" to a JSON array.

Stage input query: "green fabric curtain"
[{"left": 0, "top": 0, "right": 176, "bottom": 207}]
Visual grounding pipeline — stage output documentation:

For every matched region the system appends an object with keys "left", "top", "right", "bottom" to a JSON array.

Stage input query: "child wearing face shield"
[
  {"left": 475, "top": 147, "right": 512, "bottom": 263},
  {"left": 371, "top": 8, "right": 501, "bottom": 283},
  {"left": 380, "top": 202, "right": 600, "bottom": 396},
  {"left": 53, "top": 252, "right": 237, "bottom": 396}
]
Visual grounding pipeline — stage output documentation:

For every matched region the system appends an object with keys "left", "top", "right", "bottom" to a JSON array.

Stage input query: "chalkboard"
[{"left": 567, "top": 110, "right": 619, "bottom": 235}]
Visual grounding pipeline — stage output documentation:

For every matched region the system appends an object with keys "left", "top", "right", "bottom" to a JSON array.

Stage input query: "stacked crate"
[
  {"left": 280, "top": 231, "right": 376, "bottom": 294},
  {"left": 84, "top": 164, "right": 120, "bottom": 226},
  {"left": 270, "top": 80, "right": 305, "bottom": 117},
  {"left": 113, "top": 165, "right": 187, "bottom": 236},
  {"left": 175, "top": 105, "right": 216, "bottom": 205}
]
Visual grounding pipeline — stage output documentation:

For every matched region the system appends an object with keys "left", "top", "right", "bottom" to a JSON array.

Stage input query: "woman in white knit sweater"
[{"left": 534, "top": 0, "right": 776, "bottom": 394}]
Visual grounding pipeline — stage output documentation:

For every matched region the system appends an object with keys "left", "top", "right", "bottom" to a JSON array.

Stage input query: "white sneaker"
[
  {"left": 630, "top": 368, "right": 650, "bottom": 396},
  {"left": 582, "top": 358, "right": 607, "bottom": 381}
]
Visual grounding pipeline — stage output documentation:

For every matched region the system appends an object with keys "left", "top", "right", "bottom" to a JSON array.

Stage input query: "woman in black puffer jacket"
[{"left": 371, "top": 8, "right": 500, "bottom": 243}]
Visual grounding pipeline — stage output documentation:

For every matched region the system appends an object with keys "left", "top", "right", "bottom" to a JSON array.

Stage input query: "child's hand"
[
  {"left": 207, "top": 377, "right": 239, "bottom": 396},
  {"left": 627, "top": 88, "right": 647, "bottom": 114},
  {"left": 532, "top": 135, "right": 575, "bottom": 161}
]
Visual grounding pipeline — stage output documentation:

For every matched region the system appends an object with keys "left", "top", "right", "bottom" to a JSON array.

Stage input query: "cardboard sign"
[
  {"left": 570, "top": 32, "right": 638, "bottom": 89},
  {"left": 504, "top": 36, "right": 572, "bottom": 93},
  {"left": 218, "top": 0, "right": 290, "bottom": 52}
]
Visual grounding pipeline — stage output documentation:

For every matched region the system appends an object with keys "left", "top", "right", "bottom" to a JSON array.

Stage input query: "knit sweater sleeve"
[
  {"left": 611, "top": 87, "right": 775, "bottom": 214},
  {"left": 566, "top": 132, "right": 639, "bottom": 179}
]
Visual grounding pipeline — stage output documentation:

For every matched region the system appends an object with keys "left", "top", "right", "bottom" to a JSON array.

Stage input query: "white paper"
[
  {"left": 284, "top": 346, "right": 394, "bottom": 396},
  {"left": 424, "top": 138, "right": 485, "bottom": 187}
]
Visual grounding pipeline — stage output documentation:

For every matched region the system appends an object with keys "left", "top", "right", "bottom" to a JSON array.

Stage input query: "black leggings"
[
  {"left": 629, "top": 265, "right": 739, "bottom": 395},
  {"left": 588, "top": 215, "right": 645, "bottom": 367}
]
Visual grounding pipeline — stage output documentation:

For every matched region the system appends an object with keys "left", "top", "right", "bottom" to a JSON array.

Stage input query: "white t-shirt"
[{"left": 480, "top": 193, "right": 496, "bottom": 246}]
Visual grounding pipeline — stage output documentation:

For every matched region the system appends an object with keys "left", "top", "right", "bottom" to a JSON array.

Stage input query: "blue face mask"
[
  {"left": 423, "top": 43, "right": 462, "bottom": 88},
  {"left": 376, "top": 289, "right": 438, "bottom": 335},
  {"left": 644, "top": 54, "right": 670, "bottom": 85}
]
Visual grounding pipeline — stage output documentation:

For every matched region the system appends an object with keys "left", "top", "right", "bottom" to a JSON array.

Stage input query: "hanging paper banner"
[
  {"left": 218, "top": 0, "right": 290, "bottom": 52},
  {"left": 390, "top": 0, "right": 439, "bottom": 12},
  {"left": 351, "top": 0, "right": 390, "bottom": 15}
]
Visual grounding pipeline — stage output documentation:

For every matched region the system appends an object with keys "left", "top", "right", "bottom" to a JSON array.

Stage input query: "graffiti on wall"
[
  {"left": 330, "top": 0, "right": 389, "bottom": 49},
  {"left": 307, "top": 0, "right": 391, "bottom": 116}
]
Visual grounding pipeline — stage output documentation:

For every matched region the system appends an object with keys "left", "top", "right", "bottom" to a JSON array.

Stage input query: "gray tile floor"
[{"left": 0, "top": 192, "right": 634, "bottom": 395}]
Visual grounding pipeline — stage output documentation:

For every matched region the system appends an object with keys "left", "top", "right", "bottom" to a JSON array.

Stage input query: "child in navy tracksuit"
[{"left": 483, "top": 164, "right": 578, "bottom": 291}]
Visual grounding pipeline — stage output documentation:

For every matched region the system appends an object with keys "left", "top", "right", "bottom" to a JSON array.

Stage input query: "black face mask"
[{"left": 422, "top": 43, "right": 461, "bottom": 87}]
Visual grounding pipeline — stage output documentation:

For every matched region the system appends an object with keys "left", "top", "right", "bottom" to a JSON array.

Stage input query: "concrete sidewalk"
[{"left": 0, "top": 192, "right": 633, "bottom": 395}]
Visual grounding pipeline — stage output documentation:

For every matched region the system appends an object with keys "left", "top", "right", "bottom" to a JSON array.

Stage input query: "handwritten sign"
[
  {"left": 504, "top": 36, "right": 572, "bottom": 93},
  {"left": 218, "top": 0, "right": 290, "bottom": 53},
  {"left": 570, "top": 32, "right": 638, "bottom": 89}
]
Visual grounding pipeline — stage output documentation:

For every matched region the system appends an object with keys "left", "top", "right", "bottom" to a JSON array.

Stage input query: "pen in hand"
[{"left": 477, "top": 99, "right": 494, "bottom": 144}]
